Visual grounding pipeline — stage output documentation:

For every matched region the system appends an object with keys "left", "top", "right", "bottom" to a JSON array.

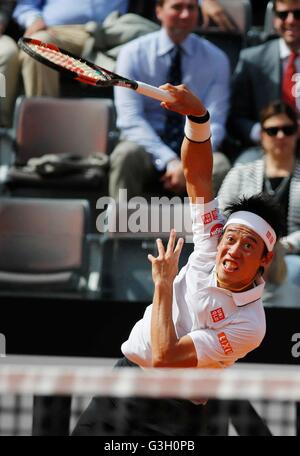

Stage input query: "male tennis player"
[{"left": 72, "top": 85, "right": 282, "bottom": 436}]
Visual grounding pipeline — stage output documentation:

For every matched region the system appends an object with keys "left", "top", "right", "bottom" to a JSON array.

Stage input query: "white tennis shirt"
[{"left": 121, "top": 199, "right": 266, "bottom": 368}]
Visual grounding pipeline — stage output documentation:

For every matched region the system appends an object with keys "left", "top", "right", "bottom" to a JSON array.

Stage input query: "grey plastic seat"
[
  {"left": 12, "top": 96, "right": 116, "bottom": 164},
  {"left": 2, "top": 96, "right": 117, "bottom": 231},
  {"left": 196, "top": 0, "right": 252, "bottom": 71},
  {"left": 262, "top": 1, "right": 278, "bottom": 40},
  {"left": 98, "top": 201, "right": 194, "bottom": 301},
  {"left": 0, "top": 197, "right": 91, "bottom": 293}
]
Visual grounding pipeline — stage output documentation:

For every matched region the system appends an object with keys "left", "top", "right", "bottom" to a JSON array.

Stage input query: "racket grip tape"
[{"left": 135, "top": 81, "right": 175, "bottom": 102}]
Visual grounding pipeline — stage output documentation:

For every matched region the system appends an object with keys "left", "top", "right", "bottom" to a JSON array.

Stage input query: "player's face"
[
  {"left": 215, "top": 225, "right": 273, "bottom": 292},
  {"left": 274, "top": 0, "right": 300, "bottom": 49},
  {"left": 156, "top": 0, "right": 199, "bottom": 43}
]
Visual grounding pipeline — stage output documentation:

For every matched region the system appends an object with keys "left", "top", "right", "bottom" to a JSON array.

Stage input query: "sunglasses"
[
  {"left": 262, "top": 125, "right": 298, "bottom": 136},
  {"left": 274, "top": 9, "right": 300, "bottom": 20}
]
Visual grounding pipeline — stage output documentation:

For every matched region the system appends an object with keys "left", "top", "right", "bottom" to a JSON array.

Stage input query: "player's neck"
[{"left": 217, "top": 275, "right": 255, "bottom": 293}]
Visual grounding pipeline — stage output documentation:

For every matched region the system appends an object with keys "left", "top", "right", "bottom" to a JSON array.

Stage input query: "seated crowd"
[{"left": 0, "top": 0, "right": 299, "bottom": 306}]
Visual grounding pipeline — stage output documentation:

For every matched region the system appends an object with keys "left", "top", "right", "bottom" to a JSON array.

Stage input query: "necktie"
[
  {"left": 162, "top": 46, "right": 184, "bottom": 155},
  {"left": 282, "top": 51, "right": 298, "bottom": 110}
]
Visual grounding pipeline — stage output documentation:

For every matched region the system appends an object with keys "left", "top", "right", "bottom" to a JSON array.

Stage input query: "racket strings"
[{"left": 27, "top": 43, "right": 110, "bottom": 82}]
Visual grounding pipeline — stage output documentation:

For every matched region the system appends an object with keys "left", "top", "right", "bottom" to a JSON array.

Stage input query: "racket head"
[{"left": 18, "top": 37, "right": 137, "bottom": 89}]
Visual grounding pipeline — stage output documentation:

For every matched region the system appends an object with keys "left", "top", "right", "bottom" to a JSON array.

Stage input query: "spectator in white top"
[{"left": 72, "top": 84, "right": 282, "bottom": 436}]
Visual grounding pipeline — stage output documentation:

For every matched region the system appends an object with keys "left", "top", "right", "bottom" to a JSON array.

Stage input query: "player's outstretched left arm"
[{"left": 149, "top": 230, "right": 197, "bottom": 367}]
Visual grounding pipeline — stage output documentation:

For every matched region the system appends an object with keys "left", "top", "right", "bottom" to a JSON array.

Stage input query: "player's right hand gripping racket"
[{"left": 18, "top": 37, "right": 175, "bottom": 102}]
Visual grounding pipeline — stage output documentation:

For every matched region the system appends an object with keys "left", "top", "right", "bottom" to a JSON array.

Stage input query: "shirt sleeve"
[
  {"left": 188, "top": 320, "right": 265, "bottom": 368},
  {"left": 13, "top": 0, "right": 43, "bottom": 28},
  {"left": 190, "top": 198, "right": 225, "bottom": 253}
]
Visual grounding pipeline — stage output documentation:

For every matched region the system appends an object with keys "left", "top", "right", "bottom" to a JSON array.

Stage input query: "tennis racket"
[{"left": 18, "top": 37, "right": 175, "bottom": 102}]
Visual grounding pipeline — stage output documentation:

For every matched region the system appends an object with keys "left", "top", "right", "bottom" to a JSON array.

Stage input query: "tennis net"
[{"left": 0, "top": 356, "right": 299, "bottom": 436}]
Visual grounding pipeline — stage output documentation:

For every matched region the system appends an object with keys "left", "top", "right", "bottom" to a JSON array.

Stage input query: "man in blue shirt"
[
  {"left": 11, "top": 0, "right": 128, "bottom": 99},
  {"left": 109, "top": 0, "right": 231, "bottom": 200}
]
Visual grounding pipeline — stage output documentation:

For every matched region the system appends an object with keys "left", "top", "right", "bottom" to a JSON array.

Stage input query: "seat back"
[
  {"left": 0, "top": 197, "right": 90, "bottom": 291},
  {"left": 263, "top": 1, "right": 277, "bottom": 39},
  {"left": 199, "top": 0, "right": 252, "bottom": 34},
  {"left": 196, "top": 0, "right": 252, "bottom": 71},
  {"left": 13, "top": 97, "right": 116, "bottom": 164},
  {"left": 98, "top": 201, "right": 194, "bottom": 301}
]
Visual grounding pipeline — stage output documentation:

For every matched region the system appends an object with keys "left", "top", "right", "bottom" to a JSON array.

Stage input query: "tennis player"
[{"left": 72, "top": 85, "right": 282, "bottom": 436}]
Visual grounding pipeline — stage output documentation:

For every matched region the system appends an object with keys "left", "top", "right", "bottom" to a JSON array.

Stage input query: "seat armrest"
[{"left": 0, "top": 127, "right": 16, "bottom": 166}]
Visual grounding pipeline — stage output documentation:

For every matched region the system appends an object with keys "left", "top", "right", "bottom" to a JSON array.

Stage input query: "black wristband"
[
  {"left": 187, "top": 111, "right": 210, "bottom": 124},
  {"left": 184, "top": 134, "right": 211, "bottom": 144}
]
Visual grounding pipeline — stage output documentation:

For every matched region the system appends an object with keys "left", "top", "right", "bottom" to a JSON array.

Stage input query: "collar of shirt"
[
  {"left": 279, "top": 37, "right": 299, "bottom": 60},
  {"left": 157, "top": 28, "right": 194, "bottom": 58},
  {"left": 211, "top": 267, "right": 266, "bottom": 307}
]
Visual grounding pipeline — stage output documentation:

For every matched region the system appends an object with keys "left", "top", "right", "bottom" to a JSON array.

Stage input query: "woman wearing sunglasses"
[{"left": 218, "top": 100, "right": 300, "bottom": 292}]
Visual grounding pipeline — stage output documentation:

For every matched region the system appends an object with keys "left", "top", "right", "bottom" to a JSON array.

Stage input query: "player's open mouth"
[{"left": 223, "top": 260, "right": 238, "bottom": 272}]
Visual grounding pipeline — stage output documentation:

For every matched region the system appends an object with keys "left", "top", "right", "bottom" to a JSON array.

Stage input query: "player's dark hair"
[
  {"left": 224, "top": 193, "right": 283, "bottom": 243},
  {"left": 224, "top": 194, "right": 283, "bottom": 275}
]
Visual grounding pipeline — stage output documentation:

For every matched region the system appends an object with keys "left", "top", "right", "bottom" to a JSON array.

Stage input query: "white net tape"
[{"left": 1, "top": 356, "right": 300, "bottom": 401}]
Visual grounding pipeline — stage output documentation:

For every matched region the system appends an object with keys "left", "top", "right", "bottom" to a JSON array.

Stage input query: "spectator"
[
  {"left": 0, "top": 0, "right": 19, "bottom": 127},
  {"left": 228, "top": 0, "right": 300, "bottom": 152},
  {"left": 263, "top": 242, "right": 300, "bottom": 308},
  {"left": 12, "top": 0, "right": 129, "bottom": 99},
  {"left": 218, "top": 100, "right": 300, "bottom": 290},
  {"left": 109, "top": 0, "right": 231, "bottom": 200}
]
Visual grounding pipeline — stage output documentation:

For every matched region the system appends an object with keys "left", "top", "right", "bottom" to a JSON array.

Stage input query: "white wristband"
[{"left": 184, "top": 113, "right": 211, "bottom": 143}]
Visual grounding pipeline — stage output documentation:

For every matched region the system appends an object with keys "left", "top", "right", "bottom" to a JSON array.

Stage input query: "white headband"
[{"left": 224, "top": 211, "right": 276, "bottom": 252}]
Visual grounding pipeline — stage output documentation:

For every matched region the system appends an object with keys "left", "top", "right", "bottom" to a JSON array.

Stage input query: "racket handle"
[{"left": 135, "top": 81, "right": 175, "bottom": 102}]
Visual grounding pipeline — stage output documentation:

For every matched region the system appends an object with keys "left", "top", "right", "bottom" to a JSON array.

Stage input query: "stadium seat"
[
  {"left": 0, "top": 197, "right": 93, "bottom": 294},
  {"left": 98, "top": 201, "right": 194, "bottom": 301},
  {"left": 128, "top": 0, "right": 157, "bottom": 22},
  {"left": 200, "top": 0, "right": 252, "bottom": 34},
  {"left": 196, "top": 0, "right": 252, "bottom": 71},
  {"left": 262, "top": 1, "right": 278, "bottom": 40},
  {"left": 1, "top": 96, "right": 117, "bottom": 231},
  {"left": 11, "top": 96, "right": 116, "bottom": 162}
]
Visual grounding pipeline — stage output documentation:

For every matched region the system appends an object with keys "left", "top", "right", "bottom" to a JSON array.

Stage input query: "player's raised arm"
[{"left": 160, "top": 84, "right": 214, "bottom": 203}]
